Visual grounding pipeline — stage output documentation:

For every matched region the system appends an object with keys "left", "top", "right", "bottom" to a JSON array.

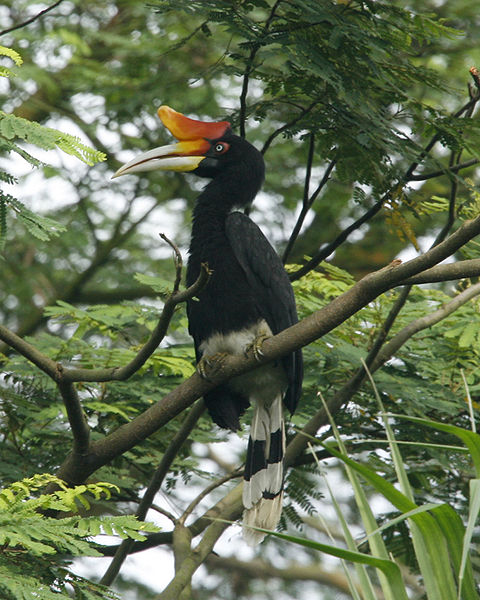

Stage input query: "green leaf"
[
  {"left": 0, "top": 111, "right": 106, "bottom": 166},
  {"left": 261, "top": 529, "right": 409, "bottom": 600},
  {"left": 391, "top": 415, "right": 480, "bottom": 478},
  {"left": 458, "top": 480, "right": 480, "bottom": 599}
]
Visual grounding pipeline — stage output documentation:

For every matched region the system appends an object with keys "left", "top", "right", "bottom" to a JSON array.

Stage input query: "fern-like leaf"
[
  {"left": 0, "top": 111, "right": 106, "bottom": 166},
  {"left": 0, "top": 45, "right": 23, "bottom": 78}
]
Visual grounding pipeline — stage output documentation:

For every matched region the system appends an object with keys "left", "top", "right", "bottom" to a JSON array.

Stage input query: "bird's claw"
[
  {"left": 197, "top": 352, "right": 229, "bottom": 381},
  {"left": 245, "top": 333, "right": 270, "bottom": 362}
]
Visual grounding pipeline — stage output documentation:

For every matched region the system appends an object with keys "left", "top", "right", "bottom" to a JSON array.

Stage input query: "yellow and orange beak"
[{"left": 112, "top": 106, "right": 230, "bottom": 178}]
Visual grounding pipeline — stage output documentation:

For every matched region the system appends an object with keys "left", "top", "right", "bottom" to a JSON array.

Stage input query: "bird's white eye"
[{"left": 213, "top": 142, "right": 230, "bottom": 155}]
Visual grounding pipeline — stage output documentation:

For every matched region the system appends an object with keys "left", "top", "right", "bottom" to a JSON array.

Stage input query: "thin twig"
[
  {"left": 238, "top": 0, "right": 283, "bottom": 137},
  {"left": 283, "top": 152, "right": 337, "bottom": 264},
  {"left": 371, "top": 282, "right": 480, "bottom": 372},
  {"left": 261, "top": 99, "right": 321, "bottom": 155},
  {"left": 148, "top": 503, "right": 177, "bottom": 522},
  {"left": 62, "top": 263, "right": 210, "bottom": 383},
  {"left": 0, "top": 0, "right": 65, "bottom": 36},
  {"left": 282, "top": 133, "right": 315, "bottom": 263},
  {"left": 290, "top": 86, "right": 480, "bottom": 282},
  {"left": 408, "top": 158, "right": 479, "bottom": 181},
  {"left": 432, "top": 150, "right": 461, "bottom": 246},
  {"left": 160, "top": 232, "right": 183, "bottom": 293},
  {"left": 290, "top": 192, "right": 387, "bottom": 281},
  {"left": 179, "top": 470, "right": 241, "bottom": 526}
]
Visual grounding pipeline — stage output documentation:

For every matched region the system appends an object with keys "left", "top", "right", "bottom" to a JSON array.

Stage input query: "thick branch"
[
  {"left": 205, "top": 555, "right": 384, "bottom": 598},
  {"left": 57, "top": 380, "right": 90, "bottom": 455},
  {"left": 0, "top": 263, "right": 210, "bottom": 384},
  {"left": 401, "top": 258, "right": 480, "bottom": 284},
  {"left": 371, "top": 281, "right": 480, "bottom": 371},
  {"left": 51, "top": 214, "right": 480, "bottom": 486}
]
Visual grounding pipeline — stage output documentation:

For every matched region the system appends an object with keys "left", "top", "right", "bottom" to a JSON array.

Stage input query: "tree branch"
[
  {"left": 401, "top": 258, "right": 480, "bottom": 284},
  {"left": 408, "top": 158, "right": 479, "bottom": 181},
  {"left": 0, "top": 261, "right": 210, "bottom": 386},
  {"left": 160, "top": 233, "right": 183, "bottom": 293},
  {"left": 0, "top": 323, "right": 59, "bottom": 379},
  {"left": 154, "top": 492, "right": 241, "bottom": 600},
  {"left": 290, "top": 89, "right": 480, "bottom": 282},
  {"left": 261, "top": 99, "right": 321, "bottom": 155},
  {"left": 100, "top": 400, "right": 206, "bottom": 587},
  {"left": 97, "top": 478, "right": 244, "bottom": 558},
  {"left": 205, "top": 554, "right": 384, "bottom": 598},
  {"left": 59, "top": 263, "right": 210, "bottom": 383},
  {"left": 370, "top": 281, "right": 480, "bottom": 372},
  {"left": 57, "top": 380, "right": 90, "bottom": 456},
  {"left": 289, "top": 193, "right": 387, "bottom": 281},
  {"left": 282, "top": 136, "right": 337, "bottom": 264},
  {"left": 49, "top": 213, "right": 480, "bottom": 486},
  {"left": 0, "top": 0, "right": 65, "bottom": 36},
  {"left": 178, "top": 470, "right": 241, "bottom": 526},
  {"left": 238, "top": 0, "right": 283, "bottom": 137}
]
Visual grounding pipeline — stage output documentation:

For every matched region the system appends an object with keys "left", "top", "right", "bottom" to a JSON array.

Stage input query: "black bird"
[{"left": 113, "top": 106, "right": 303, "bottom": 544}]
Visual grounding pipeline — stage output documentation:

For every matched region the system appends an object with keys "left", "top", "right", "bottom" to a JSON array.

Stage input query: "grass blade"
[
  {"left": 458, "top": 479, "right": 480, "bottom": 599},
  {"left": 262, "top": 529, "right": 410, "bottom": 600}
]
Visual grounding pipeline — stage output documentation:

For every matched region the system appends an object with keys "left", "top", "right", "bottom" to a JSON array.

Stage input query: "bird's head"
[{"left": 112, "top": 106, "right": 263, "bottom": 183}]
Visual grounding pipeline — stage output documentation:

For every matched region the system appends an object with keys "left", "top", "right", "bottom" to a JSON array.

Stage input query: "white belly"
[{"left": 199, "top": 319, "right": 287, "bottom": 406}]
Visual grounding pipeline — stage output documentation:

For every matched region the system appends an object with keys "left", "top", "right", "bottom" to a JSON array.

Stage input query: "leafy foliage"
[
  {"left": 0, "top": 474, "right": 158, "bottom": 600},
  {"left": 1, "top": 0, "right": 480, "bottom": 599},
  {"left": 0, "top": 45, "right": 22, "bottom": 77},
  {"left": 0, "top": 47, "right": 105, "bottom": 251},
  {"left": 0, "top": 111, "right": 106, "bottom": 166}
]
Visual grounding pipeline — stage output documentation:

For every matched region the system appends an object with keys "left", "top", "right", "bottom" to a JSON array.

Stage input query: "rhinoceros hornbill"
[{"left": 113, "top": 106, "right": 303, "bottom": 545}]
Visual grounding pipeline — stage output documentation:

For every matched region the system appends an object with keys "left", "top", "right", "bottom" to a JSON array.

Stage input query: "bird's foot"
[
  {"left": 245, "top": 332, "right": 271, "bottom": 362},
  {"left": 197, "top": 352, "right": 229, "bottom": 381}
]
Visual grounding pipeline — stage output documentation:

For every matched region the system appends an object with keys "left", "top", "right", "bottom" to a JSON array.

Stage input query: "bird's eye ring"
[{"left": 213, "top": 142, "right": 229, "bottom": 155}]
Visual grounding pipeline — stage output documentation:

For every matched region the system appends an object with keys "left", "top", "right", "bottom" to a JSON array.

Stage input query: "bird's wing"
[{"left": 225, "top": 211, "right": 303, "bottom": 413}]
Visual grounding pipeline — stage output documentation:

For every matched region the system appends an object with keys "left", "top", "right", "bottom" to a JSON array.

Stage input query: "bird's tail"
[{"left": 242, "top": 394, "right": 285, "bottom": 546}]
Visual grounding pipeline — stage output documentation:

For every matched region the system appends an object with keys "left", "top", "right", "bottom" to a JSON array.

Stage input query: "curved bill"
[
  {"left": 112, "top": 106, "right": 231, "bottom": 179},
  {"left": 112, "top": 140, "right": 210, "bottom": 178}
]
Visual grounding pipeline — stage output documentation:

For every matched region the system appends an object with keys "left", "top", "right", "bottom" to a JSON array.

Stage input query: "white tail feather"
[{"left": 242, "top": 395, "right": 285, "bottom": 546}]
